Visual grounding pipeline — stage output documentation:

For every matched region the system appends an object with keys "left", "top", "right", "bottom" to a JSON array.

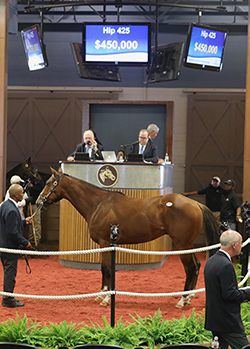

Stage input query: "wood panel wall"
[{"left": 185, "top": 93, "right": 245, "bottom": 194}]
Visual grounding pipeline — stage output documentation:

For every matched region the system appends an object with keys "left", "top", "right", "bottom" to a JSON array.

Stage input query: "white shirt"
[{"left": 219, "top": 248, "right": 231, "bottom": 261}]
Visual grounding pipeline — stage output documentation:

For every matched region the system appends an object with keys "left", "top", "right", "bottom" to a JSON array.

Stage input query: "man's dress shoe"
[{"left": 2, "top": 298, "right": 24, "bottom": 308}]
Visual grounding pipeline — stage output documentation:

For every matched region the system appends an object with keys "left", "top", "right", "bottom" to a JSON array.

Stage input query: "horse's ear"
[
  {"left": 49, "top": 166, "right": 57, "bottom": 175},
  {"left": 58, "top": 167, "right": 62, "bottom": 174}
]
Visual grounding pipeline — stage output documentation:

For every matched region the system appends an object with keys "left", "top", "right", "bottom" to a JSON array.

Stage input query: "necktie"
[
  {"left": 87, "top": 146, "right": 92, "bottom": 158},
  {"left": 140, "top": 145, "right": 144, "bottom": 154}
]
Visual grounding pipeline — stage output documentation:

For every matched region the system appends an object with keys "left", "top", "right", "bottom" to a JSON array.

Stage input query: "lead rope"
[{"left": 25, "top": 255, "right": 31, "bottom": 274}]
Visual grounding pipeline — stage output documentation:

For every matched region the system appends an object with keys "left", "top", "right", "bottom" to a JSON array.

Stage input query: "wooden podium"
[{"left": 59, "top": 161, "right": 173, "bottom": 270}]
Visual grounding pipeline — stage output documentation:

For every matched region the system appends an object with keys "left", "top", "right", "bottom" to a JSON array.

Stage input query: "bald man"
[
  {"left": 0, "top": 184, "right": 33, "bottom": 308},
  {"left": 204, "top": 230, "right": 250, "bottom": 349}
]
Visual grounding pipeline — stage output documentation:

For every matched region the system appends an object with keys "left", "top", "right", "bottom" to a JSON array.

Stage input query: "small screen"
[
  {"left": 70, "top": 42, "right": 122, "bottom": 81},
  {"left": 145, "top": 41, "right": 185, "bottom": 83},
  {"left": 21, "top": 25, "right": 48, "bottom": 71},
  {"left": 83, "top": 23, "right": 150, "bottom": 66},
  {"left": 183, "top": 23, "right": 227, "bottom": 72}
]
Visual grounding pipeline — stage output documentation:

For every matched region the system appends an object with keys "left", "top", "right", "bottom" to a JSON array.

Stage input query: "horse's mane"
[{"left": 64, "top": 173, "right": 126, "bottom": 196}]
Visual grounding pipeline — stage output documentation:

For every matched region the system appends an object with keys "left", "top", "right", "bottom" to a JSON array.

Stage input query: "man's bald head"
[
  {"left": 9, "top": 184, "right": 23, "bottom": 201},
  {"left": 220, "top": 229, "right": 242, "bottom": 258}
]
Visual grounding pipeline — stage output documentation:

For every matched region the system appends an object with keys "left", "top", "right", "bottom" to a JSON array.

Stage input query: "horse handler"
[{"left": 0, "top": 184, "right": 33, "bottom": 308}]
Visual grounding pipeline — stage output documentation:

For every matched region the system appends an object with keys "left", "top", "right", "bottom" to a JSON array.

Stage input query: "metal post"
[{"left": 110, "top": 224, "right": 118, "bottom": 328}]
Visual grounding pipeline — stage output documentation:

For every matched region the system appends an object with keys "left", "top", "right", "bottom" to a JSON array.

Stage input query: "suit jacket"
[
  {"left": 0, "top": 199, "right": 29, "bottom": 259},
  {"left": 130, "top": 141, "right": 158, "bottom": 163},
  {"left": 69, "top": 142, "right": 104, "bottom": 160},
  {"left": 204, "top": 250, "right": 250, "bottom": 333}
]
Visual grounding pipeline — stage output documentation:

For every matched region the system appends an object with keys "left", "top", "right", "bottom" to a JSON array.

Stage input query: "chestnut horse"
[{"left": 36, "top": 167, "right": 219, "bottom": 307}]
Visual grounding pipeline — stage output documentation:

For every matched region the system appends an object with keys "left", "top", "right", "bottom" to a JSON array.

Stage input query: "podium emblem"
[{"left": 97, "top": 164, "right": 118, "bottom": 187}]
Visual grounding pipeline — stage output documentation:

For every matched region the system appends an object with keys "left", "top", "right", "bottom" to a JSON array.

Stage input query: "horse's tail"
[{"left": 199, "top": 203, "right": 220, "bottom": 256}]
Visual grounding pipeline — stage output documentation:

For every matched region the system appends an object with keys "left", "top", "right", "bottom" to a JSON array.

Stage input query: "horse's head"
[
  {"left": 105, "top": 168, "right": 116, "bottom": 181},
  {"left": 36, "top": 167, "right": 64, "bottom": 210},
  {"left": 110, "top": 224, "right": 119, "bottom": 243},
  {"left": 100, "top": 167, "right": 116, "bottom": 182},
  {"left": 22, "top": 157, "right": 42, "bottom": 184}
]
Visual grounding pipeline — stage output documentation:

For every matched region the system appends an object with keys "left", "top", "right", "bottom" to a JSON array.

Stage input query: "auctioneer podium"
[{"left": 59, "top": 161, "right": 173, "bottom": 270}]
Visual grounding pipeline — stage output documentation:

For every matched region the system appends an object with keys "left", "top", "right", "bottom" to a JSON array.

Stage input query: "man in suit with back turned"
[
  {"left": 204, "top": 230, "right": 250, "bottom": 349},
  {"left": 129, "top": 129, "right": 158, "bottom": 163},
  {"left": 0, "top": 184, "right": 33, "bottom": 308}
]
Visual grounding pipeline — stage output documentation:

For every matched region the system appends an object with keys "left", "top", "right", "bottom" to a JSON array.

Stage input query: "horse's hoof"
[
  {"left": 100, "top": 300, "right": 109, "bottom": 306},
  {"left": 95, "top": 295, "right": 104, "bottom": 302},
  {"left": 185, "top": 293, "right": 195, "bottom": 305},
  {"left": 176, "top": 298, "right": 185, "bottom": 308},
  {"left": 176, "top": 293, "right": 195, "bottom": 308}
]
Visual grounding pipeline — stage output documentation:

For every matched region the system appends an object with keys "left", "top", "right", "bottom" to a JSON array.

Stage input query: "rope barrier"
[
  {"left": 0, "top": 239, "right": 249, "bottom": 300},
  {"left": 1, "top": 237, "right": 249, "bottom": 256}
]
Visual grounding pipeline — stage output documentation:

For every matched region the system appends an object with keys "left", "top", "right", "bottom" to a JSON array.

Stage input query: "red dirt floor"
[{"left": 0, "top": 252, "right": 207, "bottom": 326}]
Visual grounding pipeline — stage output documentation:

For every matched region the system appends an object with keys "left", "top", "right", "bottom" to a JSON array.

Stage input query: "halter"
[
  {"left": 39, "top": 172, "right": 65, "bottom": 208},
  {"left": 23, "top": 162, "right": 42, "bottom": 184}
]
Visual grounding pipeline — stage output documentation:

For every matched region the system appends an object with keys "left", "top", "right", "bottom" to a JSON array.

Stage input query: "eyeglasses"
[{"left": 139, "top": 136, "right": 148, "bottom": 140}]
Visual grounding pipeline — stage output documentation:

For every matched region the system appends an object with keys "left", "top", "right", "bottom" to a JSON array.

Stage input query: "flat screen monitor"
[
  {"left": 83, "top": 22, "right": 151, "bottom": 66},
  {"left": 144, "top": 41, "right": 185, "bottom": 83},
  {"left": 71, "top": 42, "right": 122, "bottom": 81},
  {"left": 183, "top": 23, "right": 227, "bottom": 72},
  {"left": 127, "top": 154, "right": 143, "bottom": 162},
  {"left": 21, "top": 24, "right": 48, "bottom": 71},
  {"left": 74, "top": 152, "right": 90, "bottom": 161}
]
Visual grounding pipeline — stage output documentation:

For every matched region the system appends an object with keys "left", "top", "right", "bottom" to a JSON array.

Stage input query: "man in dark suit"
[
  {"left": 67, "top": 129, "right": 104, "bottom": 161},
  {"left": 130, "top": 129, "right": 158, "bottom": 163},
  {"left": 204, "top": 230, "right": 250, "bottom": 349},
  {"left": 0, "top": 184, "right": 33, "bottom": 308}
]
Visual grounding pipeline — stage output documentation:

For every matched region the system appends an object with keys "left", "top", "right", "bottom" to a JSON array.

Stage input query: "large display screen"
[
  {"left": 21, "top": 24, "right": 48, "bottom": 71},
  {"left": 183, "top": 23, "right": 227, "bottom": 72},
  {"left": 83, "top": 23, "right": 150, "bottom": 66}
]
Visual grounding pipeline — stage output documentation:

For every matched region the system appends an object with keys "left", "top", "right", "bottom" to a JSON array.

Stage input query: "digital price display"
[
  {"left": 21, "top": 25, "right": 48, "bottom": 71},
  {"left": 184, "top": 23, "right": 227, "bottom": 72},
  {"left": 83, "top": 23, "right": 150, "bottom": 66}
]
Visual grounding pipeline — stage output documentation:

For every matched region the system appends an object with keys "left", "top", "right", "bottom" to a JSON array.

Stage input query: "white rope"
[
  {"left": 116, "top": 243, "right": 221, "bottom": 255},
  {"left": 1, "top": 237, "right": 248, "bottom": 256},
  {"left": 0, "top": 288, "right": 205, "bottom": 300},
  {"left": 0, "top": 242, "right": 222, "bottom": 256},
  {"left": 0, "top": 291, "right": 115, "bottom": 300},
  {"left": 0, "top": 247, "right": 114, "bottom": 256}
]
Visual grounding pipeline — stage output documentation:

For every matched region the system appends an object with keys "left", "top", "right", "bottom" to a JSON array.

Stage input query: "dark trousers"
[
  {"left": 1, "top": 257, "right": 18, "bottom": 298},
  {"left": 213, "top": 331, "right": 249, "bottom": 349}
]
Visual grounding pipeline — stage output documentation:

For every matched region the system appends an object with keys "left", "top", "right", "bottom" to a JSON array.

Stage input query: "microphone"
[
  {"left": 120, "top": 143, "right": 131, "bottom": 148},
  {"left": 87, "top": 141, "right": 91, "bottom": 146},
  {"left": 120, "top": 141, "right": 139, "bottom": 148}
]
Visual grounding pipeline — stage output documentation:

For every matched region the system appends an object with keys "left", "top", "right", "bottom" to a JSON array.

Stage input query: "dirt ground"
[{"left": 0, "top": 252, "right": 207, "bottom": 326}]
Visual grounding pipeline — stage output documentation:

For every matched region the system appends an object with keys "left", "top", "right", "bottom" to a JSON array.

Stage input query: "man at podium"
[
  {"left": 129, "top": 129, "right": 158, "bottom": 163},
  {"left": 67, "top": 129, "right": 104, "bottom": 161}
]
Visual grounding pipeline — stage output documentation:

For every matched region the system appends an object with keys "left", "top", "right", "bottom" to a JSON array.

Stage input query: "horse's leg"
[
  {"left": 95, "top": 250, "right": 112, "bottom": 306},
  {"left": 176, "top": 253, "right": 201, "bottom": 308},
  {"left": 94, "top": 262, "right": 107, "bottom": 302}
]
